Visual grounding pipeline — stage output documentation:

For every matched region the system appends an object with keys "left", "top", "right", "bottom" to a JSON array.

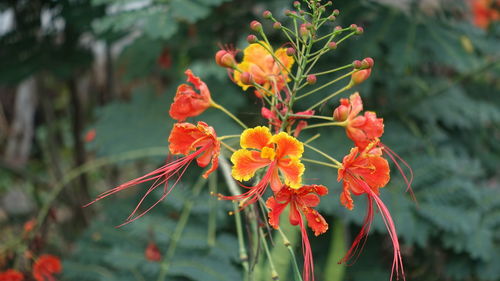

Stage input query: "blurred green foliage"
[{"left": 1, "top": 0, "right": 499, "bottom": 280}]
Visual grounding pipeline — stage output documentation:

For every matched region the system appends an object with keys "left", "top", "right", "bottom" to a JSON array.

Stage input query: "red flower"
[
  {"left": 85, "top": 122, "right": 220, "bottom": 225},
  {"left": 33, "top": 255, "right": 62, "bottom": 281},
  {"left": 145, "top": 242, "right": 162, "bottom": 262},
  {"left": 337, "top": 142, "right": 405, "bottom": 280},
  {"left": 267, "top": 185, "right": 328, "bottom": 281},
  {"left": 0, "top": 270, "right": 24, "bottom": 281},
  {"left": 471, "top": 0, "right": 500, "bottom": 29},
  {"left": 333, "top": 92, "right": 384, "bottom": 150},
  {"left": 169, "top": 70, "right": 213, "bottom": 121}
]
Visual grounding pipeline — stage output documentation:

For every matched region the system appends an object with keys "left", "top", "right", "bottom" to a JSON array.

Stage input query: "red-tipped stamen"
[{"left": 380, "top": 143, "right": 416, "bottom": 203}]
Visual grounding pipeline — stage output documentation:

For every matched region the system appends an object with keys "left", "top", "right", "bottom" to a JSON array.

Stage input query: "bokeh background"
[{"left": 1, "top": 0, "right": 499, "bottom": 280}]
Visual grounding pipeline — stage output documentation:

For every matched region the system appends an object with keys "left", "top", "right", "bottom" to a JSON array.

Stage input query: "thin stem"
[
  {"left": 259, "top": 228, "right": 280, "bottom": 280},
  {"left": 211, "top": 101, "right": 247, "bottom": 129},
  {"left": 304, "top": 133, "right": 320, "bottom": 144},
  {"left": 302, "top": 158, "right": 339, "bottom": 169},
  {"left": 207, "top": 171, "right": 218, "bottom": 247},
  {"left": 218, "top": 135, "right": 241, "bottom": 141},
  {"left": 311, "top": 64, "right": 353, "bottom": 77},
  {"left": 303, "top": 143, "right": 341, "bottom": 167},
  {"left": 306, "top": 83, "right": 353, "bottom": 111},
  {"left": 296, "top": 70, "right": 354, "bottom": 101},
  {"left": 234, "top": 202, "right": 250, "bottom": 280},
  {"left": 221, "top": 141, "right": 236, "bottom": 153},
  {"left": 300, "top": 121, "right": 346, "bottom": 131},
  {"left": 157, "top": 176, "right": 207, "bottom": 281},
  {"left": 289, "top": 114, "right": 334, "bottom": 121}
]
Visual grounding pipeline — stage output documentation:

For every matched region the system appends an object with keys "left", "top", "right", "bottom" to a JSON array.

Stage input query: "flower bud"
[
  {"left": 319, "top": 6, "right": 326, "bottom": 13},
  {"left": 307, "top": 74, "right": 317, "bottom": 85},
  {"left": 333, "top": 9, "right": 340, "bottom": 16},
  {"left": 333, "top": 103, "right": 350, "bottom": 121},
  {"left": 363, "top": 57, "right": 374, "bottom": 68},
  {"left": 351, "top": 69, "right": 372, "bottom": 85},
  {"left": 328, "top": 15, "right": 336, "bottom": 21},
  {"left": 285, "top": 9, "right": 292, "bottom": 16},
  {"left": 273, "top": 22, "right": 282, "bottom": 29},
  {"left": 349, "top": 24, "right": 358, "bottom": 31},
  {"left": 240, "top": 72, "right": 254, "bottom": 85},
  {"left": 215, "top": 50, "right": 236, "bottom": 68},
  {"left": 299, "top": 24, "right": 309, "bottom": 37},
  {"left": 328, "top": 41, "right": 337, "bottom": 50},
  {"left": 145, "top": 242, "right": 162, "bottom": 262},
  {"left": 263, "top": 10, "right": 272, "bottom": 19},
  {"left": 293, "top": 1, "right": 300, "bottom": 8},
  {"left": 355, "top": 26, "right": 364, "bottom": 35},
  {"left": 247, "top": 34, "right": 258, "bottom": 44},
  {"left": 299, "top": 10, "right": 306, "bottom": 15},
  {"left": 286, "top": 47, "right": 296, "bottom": 56},
  {"left": 250, "top": 20, "right": 262, "bottom": 32},
  {"left": 334, "top": 26, "right": 342, "bottom": 32},
  {"left": 352, "top": 60, "right": 362, "bottom": 69}
]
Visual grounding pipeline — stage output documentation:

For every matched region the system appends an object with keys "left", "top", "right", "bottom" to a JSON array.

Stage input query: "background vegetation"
[{"left": 1, "top": 0, "right": 499, "bottom": 280}]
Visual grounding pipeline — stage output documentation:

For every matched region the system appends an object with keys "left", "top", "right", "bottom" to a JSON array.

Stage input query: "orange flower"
[
  {"left": 219, "top": 126, "right": 304, "bottom": 207},
  {"left": 337, "top": 142, "right": 404, "bottom": 281},
  {"left": 0, "top": 269, "right": 24, "bottom": 281},
  {"left": 145, "top": 242, "right": 162, "bottom": 262},
  {"left": 267, "top": 185, "right": 328, "bottom": 281},
  {"left": 33, "top": 255, "right": 61, "bottom": 281},
  {"left": 85, "top": 122, "right": 220, "bottom": 225},
  {"left": 333, "top": 92, "right": 384, "bottom": 150},
  {"left": 169, "top": 70, "right": 213, "bottom": 121},
  {"left": 233, "top": 42, "right": 294, "bottom": 97},
  {"left": 471, "top": 0, "right": 500, "bottom": 29}
]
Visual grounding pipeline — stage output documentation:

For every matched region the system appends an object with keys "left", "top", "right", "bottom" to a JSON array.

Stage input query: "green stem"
[
  {"left": 300, "top": 121, "right": 346, "bottom": 131},
  {"left": 302, "top": 158, "right": 339, "bottom": 169},
  {"left": 295, "top": 71, "right": 354, "bottom": 101},
  {"left": 211, "top": 101, "right": 247, "bottom": 129},
  {"left": 324, "top": 218, "right": 347, "bottom": 281},
  {"left": 306, "top": 83, "right": 353, "bottom": 111},
  {"left": 234, "top": 202, "right": 250, "bottom": 281},
  {"left": 207, "top": 171, "right": 218, "bottom": 247},
  {"left": 157, "top": 176, "right": 207, "bottom": 281},
  {"left": 303, "top": 143, "right": 341, "bottom": 167},
  {"left": 259, "top": 228, "right": 280, "bottom": 280},
  {"left": 311, "top": 64, "right": 353, "bottom": 77}
]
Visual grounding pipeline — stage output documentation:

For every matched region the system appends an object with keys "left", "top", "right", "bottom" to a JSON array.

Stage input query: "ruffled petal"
[
  {"left": 266, "top": 196, "right": 289, "bottom": 229},
  {"left": 340, "top": 183, "right": 354, "bottom": 210},
  {"left": 240, "top": 126, "right": 272, "bottom": 150},
  {"left": 168, "top": 123, "right": 200, "bottom": 155},
  {"left": 272, "top": 132, "right": 304, "bottom": 159},
  {"left": 304, "top": 209, "right": 328, "bottom": 236},
  {"left": 278, "top": 157, "right": 305, "bottom": 189},
  {"left": 231, "top": 149, "right": 272, "bottom": 182}
]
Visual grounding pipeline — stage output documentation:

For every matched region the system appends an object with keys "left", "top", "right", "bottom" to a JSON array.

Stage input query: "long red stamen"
[
  {"left": 218, "top": 162, "right": 276, "bottom": 209},
  {"left": 84, "top": 145, "right": 209, "bottom": 226},
  {"left": 344, "top": 173, "right": 405, "bottom": 280},
  {"left": 380, "top": 143, "right": 416, "bottom": 203},
  {"left": 299, "top": 215, "right": 314, "bottom": 281}
]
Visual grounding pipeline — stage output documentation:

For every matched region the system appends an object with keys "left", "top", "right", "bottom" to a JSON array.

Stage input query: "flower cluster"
[
  {"left": 87, "top": 1, "right": 414, "bottom": 280},
  {"left": 0, "top": 255, "right": 62, "bottom": 281}
]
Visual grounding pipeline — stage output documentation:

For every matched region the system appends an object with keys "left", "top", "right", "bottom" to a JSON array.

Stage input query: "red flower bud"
[
  {"left": 307, "top": 74, "right": 317, "bottom": 85},
  {"left": 333, "top": 9, "right": 340, "bottom": 16},
  {"left": 286, "top": 47, "right": 296, "bottom": 56},
  {"left": 328, "top": 15, "right": 336, "bottom": 21},
  {"left": 350, "top": 24, "right": 358, "bottom": 31},
  {"left": 250, "top": 20, "right": 262, "bottom": 32},
  {"left": 145, "top": 242, "right": 162, "bottom": 262},
  {"left": 351, "top": 69, "right": 372, "bottom": 85},
  {"left": 328, "top": 41, "right": 337, "bottom": 50},
  {"left": 240, "top": 72, "right": 254, "bottom": 85},
  {"left": 285, "top": 9, "right": 292, "bottom": 16},
  {"left": 263, "top": 10, "right": 272, "bottom": 19},
  {"left": 355, "top": 26, "right": 364, "bottom": 35},
  {"left": 333, "top": 103, "right": 350, "bottom": 121},
  {"left": 334, "top": 25, "right": 342, "bottom": 32},
  {"left": 247, "top": 34, "right": 258, "bottom": 44},
  {"left": 352, "top": 60, "right": 362, "bottom": 69},
  {"left": 299, "top": 24, "right": 309, "bottom": 37},
  {"left": 363, "top": 57, "right": 374, "bottom": 68},
  {"left": 293, "top": 1, "right": 300, "bottom": 8},
  {"left": 273, "top": 22, "right": 282, "bottom": 29},
  {"left": 215, "top": 50, "right": 236, "bottom": 68}
]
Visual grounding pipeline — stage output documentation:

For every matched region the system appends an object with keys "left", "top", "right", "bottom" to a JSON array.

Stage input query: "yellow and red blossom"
[
  {"left": 333, "top": 92, "right": 384, "bottom": 150},
  {"left": 169, "top": 70, "right": 212, "bottom": 122},
  {"left": 231, "top": 126, "right": 304, "bottom": 192},
  {"left": 0, "top": 270, "right": 24, "bottom": 281},
  {"left": 337, "top": 142, "right": 390, "bottom": 210},
  {"left": 33, "top": 255, "right": 62, "bottom": 281},
  {"left": 233, "top": 42, "right": 294, "bottom": 97}
]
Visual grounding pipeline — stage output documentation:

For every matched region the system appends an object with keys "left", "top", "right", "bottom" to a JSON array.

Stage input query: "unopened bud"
[
  {"left": 328, "top": 41, "right": 337, "bottom": 50},
  {"left": 263, "top": 10, "right": 272, "bottom": 19},
  {"left": 307, "top": 74, "right": 317, "bottom": 85},
  {"left": 285, "top": 9, "right": 292, "bottom": 16},
  {"left": 355, "top": 26, "right": 364, "bottom": 35},
  {"left": 215, "top": 50, "right": 236, "bottom": 68},
  {"left": 351, "top": 69, "right": 372, "bottom": 85},
  {"left": 328, "top": 15, "right": 336, "bottom": 21},
  {"left": 286, "top": 47, "right": 296, "bottom": 56},
  {"left": 250, "top": 20, "right": 262, "bottom": 32},
  {"left": 319, "top": 6, "right": 326, "bottom": 13},
  {"left": 240, "top": 72, "right": 254, "bottom": 85},
  {"left": 293, "top": 1, "right": 300, "bottom": 8},
  {"left": 247, "top": 34, "right": 258, "bottom": 43},
  {"left": 349, "top": 24, "right": 358, "bottom": 31},
  {"left": 299, "top": 10, "right": 306, "bottom": 15},
  {"left": 352, "top": 60, "right": 362, "bottom": 69},
  {"left": 299, "top": 24, "right": 309, "bottom": 37},
  {"left": 273, "top": 22, "right": 282, "bottom": 29},
  {"left": 305, "top": 22, "right": 313, "bottom": 30},
  {"left": 333, "top": 9, "right": 340, "bottom": 16},
  {"left": 363, "top": 57, "right": 374, "bottom": 68},
  {"left": 326, "top": 1, "right": 333, "bottom": 5},
  {"left": 334, "top": 26, "right": 342, "bottom": 32},
  {"left": 333, "top": 103, "right": 350, "bottom": 121}
]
